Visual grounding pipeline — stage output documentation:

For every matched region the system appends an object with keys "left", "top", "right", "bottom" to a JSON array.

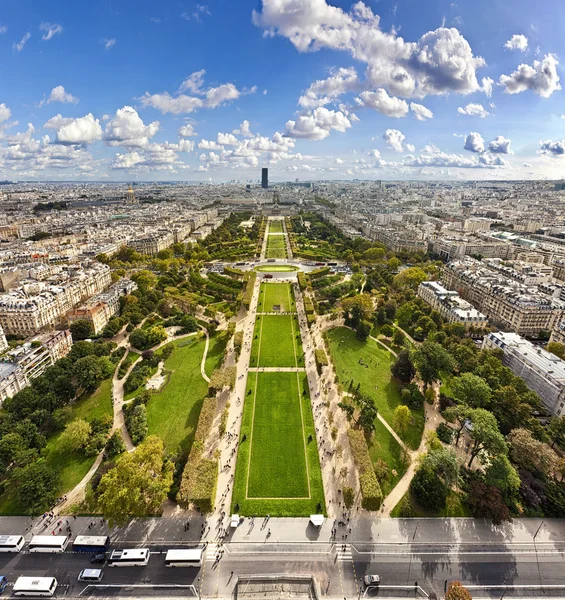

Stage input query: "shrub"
[
  {"left": 208, "top": 366, "right": 237, "bottom": 395},
  {"left": 410, "top": 463, "right": 447, "bottom": 512},
  {"left": 177, "top": 397, "right": 219, "bottom": 513},
  {"left": 314, "top": 348, "right": 329, "bottom": 374},
  {"left": 297, "top": 272, "right": 309, "bottom": 290},
  {"left": 347, "top": 429, "right": 383, "bottom": 510},
  {"left": 374, "top": 459, "right": 390, "bottom": 482},
  {"left": 233, "top": 331, "right": 243, "bottom": 358},
  {"left": 398, "top": 495, "right": 413, "bottom": 518},
  {"left": 380, "top": 324, "right": 394, "bottom": 338},
  {"left": 343, "top": 486, "right": 354, "bottom": 509},
  {"left": 105, "top": 431, "right": 126, "bottom": 457},
  {"left": 439, "top": 393, "right": 456, "bottom": 412},
  {"left": 437, "top": 422, "right": 453, "bottom": 444},
  {"left": 124, "top": 403, "right": 148, "bottom": 445},
  {"left": 242, "top": 272, "right": 257, "bottom": 309}
]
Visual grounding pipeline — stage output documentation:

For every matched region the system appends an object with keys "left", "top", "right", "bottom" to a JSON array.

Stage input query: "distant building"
[
  {"left": 262, "top": 168, "right": 268, "bottom": 189},
  {"left": 418, "top": 281, "right": 488, "bottom": 330},
  {"left": 483, "top": 331, "right": 565, "bottom": 417}
]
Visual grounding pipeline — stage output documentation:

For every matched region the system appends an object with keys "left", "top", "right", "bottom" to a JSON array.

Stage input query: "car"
[
  {"left": 78, "top": 569, "right": 103, "bottom": 582},
  {"left": 90, "top": 552, "right": 106, "bottom": 564},
  {"left": 363, "top": 575, "right": 381, "bottom": 588},
  {"left": 0, "top": 576, "right": 7, "bottom": 593}
]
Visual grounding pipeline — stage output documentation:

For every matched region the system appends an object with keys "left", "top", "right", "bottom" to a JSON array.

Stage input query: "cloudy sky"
[{"left": 1, "top": 0, "right": 565, "bottom": 181}]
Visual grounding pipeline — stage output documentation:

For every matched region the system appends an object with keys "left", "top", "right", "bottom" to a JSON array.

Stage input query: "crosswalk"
[
  {"left": 206, "top": 542, "right": 219, "bottom": 561},
  {"left": 337, "top": 545, "right": 353, "bottom": 562}
]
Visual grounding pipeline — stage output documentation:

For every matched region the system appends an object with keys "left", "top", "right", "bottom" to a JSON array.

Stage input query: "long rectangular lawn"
[
  {"left": 257, "top": 282, "right": 295, "bottom": 313},
  {"left": 249, "top": 315, "right": 303, "bottom": 368},
  {"left": 232, "top": 371, "right": 325, "bottom": 516}
]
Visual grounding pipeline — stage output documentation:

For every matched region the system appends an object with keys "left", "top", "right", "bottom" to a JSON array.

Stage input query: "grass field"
[
  {"left": 368, "top": 419, "right": 408, "bottom": 497},
  {"left": 249, "top": 314, "right": 304, "bottom": 368},
  {"left": 266, "top": 235, "right": 287, "bottom": 259},
  {"left": 255, "top": 265, "right": 298, "bottom": 272},
  {"left": 390, "top": 489, "right": 471, "bottom": 518},
  {"left": 327, "top": 327, "right": 424, "bottom": 451},
  {"left": 268, "top": 220, "right": 284, "bottom": 234},
  {"left": 257, "top": 283, "right": 296, "bottom": 313},
  {"left": 146, "top": 336, "right": 211, "bottom": 455},
  {"left": 232, "top": 371, "right": 325, "bottom": 515}
]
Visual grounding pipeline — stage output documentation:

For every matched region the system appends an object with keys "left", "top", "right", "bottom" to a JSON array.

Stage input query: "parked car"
[
  {"left": 0, "top": 576, "right": 7, "bottom": 594},
  {"left": 90, "top": 552, "right": 106, "bottom": 564},
  {"left": 363, "top": 575, "right": 381, "bottom": 588}
]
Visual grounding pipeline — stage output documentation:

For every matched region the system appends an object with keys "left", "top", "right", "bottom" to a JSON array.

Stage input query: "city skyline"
[{"left": 1, "top": 0, "right": 565, "bottom": 181}]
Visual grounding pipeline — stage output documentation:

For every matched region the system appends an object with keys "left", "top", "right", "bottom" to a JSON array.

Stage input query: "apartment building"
[
  {"left": 129, "top": 230, "right": 175, "bottom": 256},
  {"left": 0, "top": 329, "right": 73, "bottom": 402},
  {"left": 442, "top": 258, "right": 564, "bottom": 337},
  {"left": 366, "top": 226, "right": 428, "bottom": 254},
  {"left": 0, "top": 262, "right": 111, "bottom": 335},
  {"left": 483, "top": 331, "right": 565, "bottom": 417},
  {"left": 68, "top": 277, "right": 137, "bottom": 334},
  {"left": 418, "top": 281, "right": 488, "bottom": 330}
]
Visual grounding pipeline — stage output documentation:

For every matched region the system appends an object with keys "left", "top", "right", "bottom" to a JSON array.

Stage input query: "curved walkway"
[{"left": 56, "top": 328, "right": 212, "bottom": 514}]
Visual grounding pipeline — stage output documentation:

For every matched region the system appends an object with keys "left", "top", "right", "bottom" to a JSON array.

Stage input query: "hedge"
[
  {"left": 242, "top": 271, "right": 257, "bottom": 309},
  {"left": 303, "top": 295, "right": 315, "bottom": 315},
  {"left": 347, "top": 429, "right": 383, "bottom": 510},
  {"left": 233, "top": 331, "right": 243, "bottom": 358},
  {"left": 177, "top": 396, "right": 219, "bottom": 512},
  {"left": 223, "top": 266, "right": 244, "bottom": 279},
  {"left": 297, "top": 272, "right": 309, "bottom": 290},
  {"left": 314, "top": 348, "right": 329, "bottom": 375},
  {"left": 309, "top": 266, "right": 331, "bottom": 280}
]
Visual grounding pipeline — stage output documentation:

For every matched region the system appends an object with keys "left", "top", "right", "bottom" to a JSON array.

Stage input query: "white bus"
[
  {"left": 107, "top": 548, "right": 150, "bottom": 567},
  {"left": 28, "top": 535, "right": 69, "bottom": 553},
  {"left": 0, "top": 534, "right": 25, "bottom": 552},
  {"left": 165, "top": 548, "right": 203, "bottom": 567},
  {"left": 13, "top": 577, "right": 58, "bottom": 597},
  {"left": 72, "top": 535, "right": 110, "bottom": 553}
]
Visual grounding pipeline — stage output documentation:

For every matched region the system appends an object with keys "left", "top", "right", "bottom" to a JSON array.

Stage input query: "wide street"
[{"left": 0, "top": 516, "right": 563, "bottom": 598}]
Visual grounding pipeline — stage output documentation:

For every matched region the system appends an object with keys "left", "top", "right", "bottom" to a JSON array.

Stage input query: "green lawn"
[
  {"left": 255, "top": 265, "right": 298, "bottom": 272},
  {"left": 118, "top": 350, "right": 140, "bottom": 378},
  {"left": 368, "top": 419, "right": 408, "bottom": 497},
  {"left": 146, "top": 336, "right": 211, "bottom": 455},
  {"left": 266, "top": 235, "right": 287, "bottom": 259},
  {"left": 268, "top": 220, "right": 284, "bottom": 234},
  {"left": 327, "top": 327, "right": 424, "bottom": 450},
  {"left": 232, "top": 371, "right": 325, "bottom": 516},
  {"left": 0, "top": 378, "right": 115, "bottom": 515},
  {"left": 257, "top": 282, "right": 296, "bottom": 313},
  {"left": 250, "top": 315, "right": 303, "bottom": 368}
]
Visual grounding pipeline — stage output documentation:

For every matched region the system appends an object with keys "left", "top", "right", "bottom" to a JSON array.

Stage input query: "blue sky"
[{"left": 1, "top": 0, "right": 565, "bottom": 181}]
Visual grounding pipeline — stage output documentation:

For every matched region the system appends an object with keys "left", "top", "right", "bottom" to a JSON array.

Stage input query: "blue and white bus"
[{"left": 72, "top": 535, "right": 110, "bottom": 553}]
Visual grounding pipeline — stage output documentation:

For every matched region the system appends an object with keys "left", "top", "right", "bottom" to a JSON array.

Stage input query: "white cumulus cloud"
[
  {"left": 488, "top": 135, "right": 512, "bottom": 154},
  {"left": 457, "top": 103, "right": 490, "bottom": 118},
  {"left": 410, "top": 102, "right": 433, "bottom": 121},
  {"left": 499, "top": 54, "right": 560, "bottom": 97},
  {"left": 41, "top": 85, "right": 79, "bottom": 107},
  {"left": 285, "top": 107, "right": 352, "bottom": 140},
  {"left": 464, "top": 131, "right": 485, "bottom": 153},
  {"left": 504, "top": 34, "right": 528, "bottom": 52},
  {"left": 383, "top": 128, "right": 406, "bottom": 152},
  {"left": 104, "top": 106, "right": 159, "bottom": 148},
  {"left": 178, "top": 123, "right": 198, "bottom": 137},
  {"left": 0, "top": 104, "right": 11, "bottom": 124},
  {"left": 54, "top": 114, "right": 103, "bottom": 145},
  {"left": 299, "top": 67, "right": 359, "bottom": 108},
  {"left": 539, "top": 139, "right": 565, "bottom": 156},
  {"left": 355, "top": 89, "right": 409, "bottom": 117}
]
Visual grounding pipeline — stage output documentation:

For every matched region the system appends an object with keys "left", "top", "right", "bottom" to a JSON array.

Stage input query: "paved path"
[
  {"left": 370, "top": 334, "right": 398, "bottom": 358},
  {"left": 248, "top": 366, "right": 305, "bottom": 372},
  {"left": 200, "top": 329, "right": 211, "bottom": 383}
]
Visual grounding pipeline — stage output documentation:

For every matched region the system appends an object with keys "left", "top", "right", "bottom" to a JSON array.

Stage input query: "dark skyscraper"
[{"left": 261, "top": 168, "right": 268, "bottom": 189}]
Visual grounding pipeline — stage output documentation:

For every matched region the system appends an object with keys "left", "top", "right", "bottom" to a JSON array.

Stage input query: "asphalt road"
[{"left": 0, "top": 542, "right": 562, "bottom": 598}]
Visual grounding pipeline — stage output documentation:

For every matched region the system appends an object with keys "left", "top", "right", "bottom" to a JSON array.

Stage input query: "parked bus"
[
  {"left": 165, "top": 548, "right": 203, "bottom": 567},
  {"left": 13, "top": 577, "right": 58, "bottom": 597},
  {"left": 107, "top": 548, "right": 150, "bottom": 567},
  {"left": 0, "top": 535, "right": 25, "bottom": 552},
  {"left": 28, "top": 536, "right": 69, "bottom": 553},
  {"left": 72, "top": 535, "right": 110, "bottom": 553}
]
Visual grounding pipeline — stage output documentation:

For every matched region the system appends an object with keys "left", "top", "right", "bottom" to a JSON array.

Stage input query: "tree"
[
  {"left": 74, "top": 356, "right": 107, "bottom": 391},
  {"left": 445, "top": 581, "right": 473, "bottom": 600},
  {"left": 548, "top": 416, "right": 565, "bottom": 450},
  {"left": 508, "top": 428, "right": 558, "bottom": 476},
  {"left": 485, "top": 454, "right": 520, "bottom": 499},
  {"left": 355, "top": 319, "right": 372, "bottom": 341},
  {"left": 391, "top": 350, "right": 416, "bottom": 384},
  {"left": 355, "top": 395, "right": 377, "bottom": 436},
  {"left": 97, "top": 436, "right": 174, "bottom": 526},
  {"left": 547, "top": 341, "right": 565, "bottom": 360},
  {"left": 105, "top": 430, "right": 126, "bottom": 457},
  {"left": 384, "top": 301, "right": 397, "bottom": 322},
  {"left": 412, "top": 341, "right": 455, "bottom": 389},
  {"left": 393, "top": 267, "right": 427, "bottom": 290},
  {"left": 450, "top": 373, "right": 492, "bottom": 409},
  {"left": 466, "top": 408, "right": 507, "bottom": 468},
  {"left": 13, "top": 460, "right": 60, "bottom": 514},
  {"left": 421, "top": 446, "right": 459, "bottom": 489},
  {"left": 70, "top": 319, "right": 94, "bottom": 341},
  {"left": 466, "top": 478, "right": 511, "bottom": 525},
  {"left": 392, "top": 329, "right": 404, "bottom": 347},
  {"left": 393, "top": 405, "right": 411, "bottom": 436},
  {"left": 60, "top": 419, "right": 92, "bottom": 452},
  {"left": 341, "top": 294, "right": 374, "bottom": 328},
  {"left": 410, "top": 463, "right": 447, "bottom": 511}
]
